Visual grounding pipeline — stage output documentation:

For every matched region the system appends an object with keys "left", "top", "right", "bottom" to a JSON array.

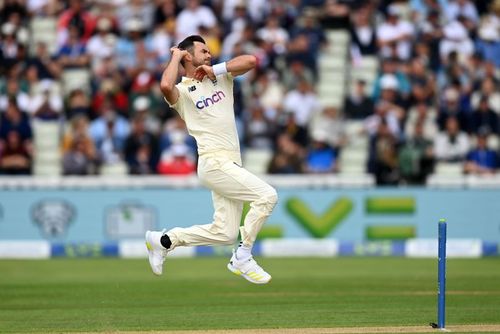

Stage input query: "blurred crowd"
[{"left": 0, "top": 0, "right": 499, "bottom": 184}]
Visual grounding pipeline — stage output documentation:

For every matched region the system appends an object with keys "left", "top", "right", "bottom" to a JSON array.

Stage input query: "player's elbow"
[
  {"left": 247, "top": 55, "right": 257, "bottom": 69},
  {"left": 160, "top": 82, "right": 174, "bottom": 96}
]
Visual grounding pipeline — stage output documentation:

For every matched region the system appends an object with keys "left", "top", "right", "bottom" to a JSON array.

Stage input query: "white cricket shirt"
[{"left": 167, "top": 73, "right": 240, "bottom": 156}]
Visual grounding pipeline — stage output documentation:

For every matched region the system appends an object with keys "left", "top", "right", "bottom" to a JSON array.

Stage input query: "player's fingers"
[
  {"left": 194, "top": 65, "right": 206, "bottom": 73},
  {"left": 194, "top": 71, "right": 205, "bottom": 81}
]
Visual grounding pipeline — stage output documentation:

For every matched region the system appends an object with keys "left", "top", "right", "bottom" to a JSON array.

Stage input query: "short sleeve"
[
  {"left": 217, "top": 72, "right": 233, "bottom": 90},
  {"left": 164, "top": 85, "right": 188, "bottom": 119}
]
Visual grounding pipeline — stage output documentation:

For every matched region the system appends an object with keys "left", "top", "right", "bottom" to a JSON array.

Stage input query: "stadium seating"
[
  {"left": 243, "top": 148, "right": 273, "bottom": 175},
  {"left": 33, "top": 120, "right": 61, "bottom": 176},
  {"left": 29, "top": 17, "right": 58, "bottom": 55}
]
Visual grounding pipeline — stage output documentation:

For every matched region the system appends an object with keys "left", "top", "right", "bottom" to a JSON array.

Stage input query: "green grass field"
[{"left": 0, "top": 257, "right": 499, "bottom": 333}]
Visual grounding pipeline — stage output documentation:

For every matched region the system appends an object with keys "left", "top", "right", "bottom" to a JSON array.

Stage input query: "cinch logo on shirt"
[{"left": 195, "top": 91, "right": 226, "bottom": 110}]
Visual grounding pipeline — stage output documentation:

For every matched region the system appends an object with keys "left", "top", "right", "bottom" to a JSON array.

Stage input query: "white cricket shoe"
[
  {"left": 227, "top": 251, "right": 272, "bottom": 284},
  {"left": 145, "top": 230, "right": 169, "bottom": 276}
]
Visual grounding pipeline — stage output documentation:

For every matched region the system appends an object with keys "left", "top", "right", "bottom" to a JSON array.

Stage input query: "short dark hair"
[
  {"left": 177, "top": 35, "right": 206, "bottom": 65},
  {"left": 178, "top": 35, "right": 206, "bottom": 50}
]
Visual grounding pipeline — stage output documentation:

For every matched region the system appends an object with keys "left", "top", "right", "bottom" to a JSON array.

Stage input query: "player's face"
[{"left": 191, "top": 42, "right": 212, "bottom": 67}]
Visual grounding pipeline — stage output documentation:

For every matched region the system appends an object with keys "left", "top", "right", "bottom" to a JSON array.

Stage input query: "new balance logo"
[{"left": 188, "top": 85, "right": 196, "bottom": 92}]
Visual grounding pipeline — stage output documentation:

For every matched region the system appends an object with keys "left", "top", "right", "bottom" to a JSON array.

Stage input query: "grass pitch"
[{"left": 0, "top": 257, "right": 499, "bottom": 333}]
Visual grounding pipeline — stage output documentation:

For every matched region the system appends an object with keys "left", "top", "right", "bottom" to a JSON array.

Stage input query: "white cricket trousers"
[{"left": 166, "top": 150, "right": 278, "bottom": 250}]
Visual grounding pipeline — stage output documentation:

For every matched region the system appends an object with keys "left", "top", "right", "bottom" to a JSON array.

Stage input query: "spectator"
[
  {"left": 62, "top": 136, "right": 98, "bottom": 175},
  {"left": 86, "top": 17, "right": 117, "bottom": 73},
  {"left": 146, "top": 20, "right": 174, "bottom": 72},
  {"left": 289, "top": 9, "right": 326, "bottom": 75},
  {"left": 28, "top": 83, "right": 62, "bottom": 120},
  {"left": 372, "top": 58, "right": 411, "bottom": 101},
  {"left": 57, "top": 25, "right": 90, "bottom": 69},
  {"left": 257, "top": 16, "right": 289, "bottom": 56},
  {"left": 1, "top": 0, "right": 498, "bottom": 182},
  {"left": 153, "top": 0, "right": 179, "bottom": 30},
  {"left": 62, "top": 114, "right": 96, "bottom": 161},
  {"left": 0, "top": 98, "right": 32, "bottom": 142},
  {"left": 350, "top": 6, "right": 377, "bottom": 56},
  {"left": 408, "top": 58, "right": 435, "bottom": 106},
  {"left": 114, "top": 18, "right": 151, "bottom": 74},
  {"left": 399, "top": 121, "right": 435, "bottom": 184},
  {"left": 221, "top": 2, "right": 249, "bottom": 36},
  {"left": 320, "top": 0, "right": 351, "bottom": 30},
  {"left": 363, "top": 100, "right": 401, "bottom": 139},
  {"left": 377, "top": 73, "right": 406, "bottom": 127},
  {"left": 376, "top": 5, "right": 415, "bottom": 60},
  {"left": 27, "top": 0, "right": 59, "bottom": 16},
  {"left": 446, "top": 0, "right": 479, "bottom": 29},
  {"left": 131, "top": 96, "right": 161, "bottom": 135},
  {"left": 0, "top": 22, "right": 24, "bottom": 70},
  {"left": 91, "top": 79, "right": 129, "bottom": 119},
  {"left": 0, "top": 130, "right": 32, "bottom": 175},
  {"left": 410, "top": 0, "right": 447, "bottom": 24},
  {"left": 367, "top": 120, "right": 400, "bottom": 185},
  {"left": 221, "top": 23, "right": 256, "bottom": 62},
  {"left": 221, "top": 0, "right": 267, "bottom": 25},
  {"left": 90, "top": 106, "right": 130, "bottom": 164},
  {"left": 304, "top": 138, "right": 338, "bottom": 174},
  {"left": 244, "top": 103, "right": 274, "bottom": 150},
  {"left": 404, "top": 102, "right": 439, "bottom": 140},
  {"left": 419, "top": 9, "right": 444, "bottom": 72},
  {"left": 439, "top": 16, "right": 474, "bottom": 64},
  {"left": 116, "top": 0, "right": 154, "bottom": 35},
  {"left": 26, "top": 42, "right": 61, "bottom": 81},
  {"left": 434, "top": 116, "right": 470, "bottom": 162},
  {"left": 469, "top": 96, "right": 499, "bottom": 135},
  {"left": 160, "top": 114, "right": 196, "bottom": 154},
  {"left": 281, "top": 60, "right": 314, "bottom": 91},
  {"left": 66, "top": 88, "right": 91, "bottom": 119},
  {"left": 253, "top": 71, "right": 285, "bottom": 120},
  {"left": 470, "top": 77, "right": 500, "bottom": 114},
  {"left": 276, "top": 110, "right": 310, "bottom": 149},
  {"left": 345, "top": 79, "right": 374, "bottom": 120},
  {"left": 464, "top": 131, "right": 498, "bottom": 175},
  {"left": 268, "top": 133, "right": 305, "bottom": 174},
  {"left": 175, "top": 0, "right": 217, "bottom": 42},
  {"left": 437, "top": 87, "right": 469, "bottom": 132},
  {"left": 157, "top": 143, "right": 196, "bottom": 175},
  {"left": 283, "top": 78, "right": 321, "bottom": 128},
  {"left": 124, "top": 115, "right": 159, "bottom": 175},
  {"left": 309, "top": 106, "right": 346, "bottom": 152},
  {"left": 0, "top": 0, "right": 28, "bottom": 23},
  {"left": 57, "top": 0, "right": 95, "bottom": 46},
  {"left": 476, "top": 3, "right": 500, "bottom": 67},
  {"left": 0, "top": 78, "right": 30, "bottom": 112}
]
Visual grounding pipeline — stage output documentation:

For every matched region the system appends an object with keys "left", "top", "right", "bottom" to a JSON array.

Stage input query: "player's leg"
[
  {"left": 199, "top": 158, "right": 278, "bottom": 283},
  {"left": 166, "top": 192, "right": 243, "bottom": 248},
  {"left": 145, "top": 192, "right": 242, "bottom": 276},
  {"left": 205, "top": 160, "right": 277, "bottom": 248}
]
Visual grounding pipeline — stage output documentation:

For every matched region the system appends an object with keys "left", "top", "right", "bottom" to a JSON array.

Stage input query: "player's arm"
[
  {"left": 160, "top": 47, "right": 189, "bottom": 105},
  {"left": 194, "top": 55, "right": 257, "bottom": 81},
  {"left": 225, "top": 55, "right": 257, "bottom": 76}
]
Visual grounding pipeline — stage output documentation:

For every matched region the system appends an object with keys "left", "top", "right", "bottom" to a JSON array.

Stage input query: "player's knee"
[
  {"left": 266, "top": 188, "right": 278, "bottom": 208},
  {"left": 255, "top": 187, "right": 278, "bottom": 214},
  {"left": 220, "top": 231, "right": 238, "bottom": 245}
]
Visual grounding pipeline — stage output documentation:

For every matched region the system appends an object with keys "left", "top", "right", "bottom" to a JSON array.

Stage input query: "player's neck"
[{"left": 184, "top": 65, "right": 196, "bottom": 79}]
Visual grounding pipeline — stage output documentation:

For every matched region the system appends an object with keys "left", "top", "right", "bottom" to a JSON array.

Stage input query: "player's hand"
[
  {"left": 170, "top": 47, "right": 189, "bottom": 60},
  {"left": 194, "top": 65, "right": 215, "bottom": 82}
]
